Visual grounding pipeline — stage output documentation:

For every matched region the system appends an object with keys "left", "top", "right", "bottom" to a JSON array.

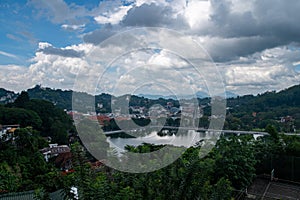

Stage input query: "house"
[
  {"left": 0, "top": 124, "right": 20, "bottom": 140},
  {"left": 280, "top": 116, "right": 294, "bottom": 123},
  {"left": 88, "top": 115, "right": 111, "bottom": 125},
  {"left": 40, "top": 144, "right": 71, "bottom": 162},
  {"left": 55, "top": 152, "right": 73, "bottom": 171}
]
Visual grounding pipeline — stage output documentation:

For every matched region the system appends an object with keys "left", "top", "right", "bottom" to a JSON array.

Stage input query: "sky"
[{"left": 0, "top": 0, "right": 300, "bottom": 96}]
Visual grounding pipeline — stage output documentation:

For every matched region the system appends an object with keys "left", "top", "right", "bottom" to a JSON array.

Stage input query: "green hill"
[{"left": 1, "top": 84, "right": 299, "bottom": 132}]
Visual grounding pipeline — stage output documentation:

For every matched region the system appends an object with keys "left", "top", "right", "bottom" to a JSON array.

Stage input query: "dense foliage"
[
  {"left": 224, "top": 85, "right": 300, "bottom": 132},
  {"left": 2, "top": 84, "right": 300, "bottom": 133},
  {"left": 0, "top": 128, "right": 62, "bottom": 193},
  {"left": 62, "top": 131, "right": 300, "bottom": 199},
  {"left": 2, "top": 92, "right": 74, "bottom": 144},
  {"left": 0, "top": 85, "right": 300, "bottom": 199},
  {"left": 1, "top": 124, "right": 300, "bottom": 199}
]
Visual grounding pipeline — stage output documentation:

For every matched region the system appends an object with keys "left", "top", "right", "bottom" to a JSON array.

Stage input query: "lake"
[
  {"left": 106, "top": 128, "right": 265, "bottom": 154},
  {"left": 106, "top": 129, "right": 216, "bottom": 153}
]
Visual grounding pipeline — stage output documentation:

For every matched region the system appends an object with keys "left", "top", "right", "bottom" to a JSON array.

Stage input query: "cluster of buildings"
[
  {"left": 39, "top": 143, "right": 104, "bottom": 174},
  {"left": 67, "top": 101, "right": 203, "bottom": 123},
  {"left": 280, "top": 115, "right": 296, "bottom": 132}
]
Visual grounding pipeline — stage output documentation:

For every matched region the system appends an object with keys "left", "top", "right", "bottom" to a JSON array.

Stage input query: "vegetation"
[
  {"left": 0, "top": 127, "right": 63, "bottom": 193},
  {"left": 0, "top": 85, "right": 300, "bottom": 199},
  {"left": 2, "top": 91, "right": 74, "bottom": 144},
  {"left": 2, "top": 84, "right": 298, "bottom": 133},
  {"left": 61, "top": 131, "right": 300, "bottom": 199}
]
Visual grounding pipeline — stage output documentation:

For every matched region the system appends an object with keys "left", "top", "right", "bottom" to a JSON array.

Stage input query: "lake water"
[
  {"left": 106, "top": 130, "right": 215, "bottom": 153},
  {"left": 106, "top": 129, "right": 265, "bottom": 154}
]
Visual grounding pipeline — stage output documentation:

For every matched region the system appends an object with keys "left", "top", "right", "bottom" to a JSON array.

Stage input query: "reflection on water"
[
  {"left": 106, "top": 128, "right": 265, "bottom": 155},
  {"left": 107, "top": 129, "right": 212, "bottom": 153}
]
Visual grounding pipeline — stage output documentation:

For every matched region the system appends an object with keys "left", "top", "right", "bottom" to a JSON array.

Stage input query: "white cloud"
[
  {"left": 183, "top": 0, "right": 211, "bottom": 29},
  {"left": 0, "top": 43, "right": 92, "bottom": 92},
  {"left": 0, "top": 65, "right": 31, "bottom": 92},
  {"left": 2, "top": 0, "right": 300, "bottom": 96},
  {"left": 37, "top": 42, "right": 84, "bottom": 57},
  {"left": 38, "top": 42, "right": 52, "bottom": 49},
  {"left": 0, "top": 50, "right": 18, "bottom": 59},
  {"left": 135, "top": 0, "right": 168, "bottom": 7},
  {"left": 1, "top": 39, "right": 299, "bottom": 96},
  {"left": 94, "top": 5, "right": 133, "bottom": 25},
  {"left": 219, "top": 46, "right": 300, "bottom": 95},
  {"left": 61, "top": 24, "right": 85, "bottom": 31}
]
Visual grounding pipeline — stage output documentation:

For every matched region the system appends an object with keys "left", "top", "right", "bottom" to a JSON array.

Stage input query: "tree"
[
  {"left": 24, "top": 99, "right": 73, "bottom": 142},
  {"left": 0, "top": 107, "right": 42, "bottom": 129},
  {"left": 213, "top": 135, "right": 257, "bottom": 189},
  {"left": 14, "top": 128, "right": 39, "bottom": 155},
  {"left": 13, "top": 91, "right": 30, "bottom": 108},
  {"left": 0, "top": 162, "right": 20, "bottom": 192},
  {"left": 211, "top": 178, "right": 232, "bottom": 200},
  {"left": 265, "top": 124, "right": 279, "bottom": 141},
  {"left": 34, "top": 187, "right": 50, "bottom": 200}
]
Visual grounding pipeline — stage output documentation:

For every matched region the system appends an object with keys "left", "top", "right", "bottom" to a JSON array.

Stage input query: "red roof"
[{"left": 88, "top": 116, "right": 111, "bottom": 125}]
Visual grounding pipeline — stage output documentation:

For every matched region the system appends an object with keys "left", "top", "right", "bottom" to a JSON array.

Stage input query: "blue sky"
[
  {"left": 0, "top": 0, "right": 300, "bottom": 95},
  {"left": 0, "top": 0, "right": 96, "bottom": 65}
]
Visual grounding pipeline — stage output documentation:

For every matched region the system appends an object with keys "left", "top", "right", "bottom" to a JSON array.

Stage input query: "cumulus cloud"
[
  {"left": 94, "top": 5, "right": 133, "bottom": 25},
  {"left": 0, "top": 43, "right": 92, "bottom": 92},
  {"left": 83, "top": 0, "right": 300, "bottom": 62},
  {"left": 122, "top": 3, "right": 173, "bottom": 26},
  {"left": 197, "top": 0, "right": 300, "bottom": 60},
  {"left": 2, "top": 0, "right": 300, "bottom": 96},
  {"left": 82, "top": 25, "right": 118, "bottom": 45},
  {"left": 219, "top": 46, "right": 300, "bottom": 95},
  {"left": 37, "top": 42, "right": 84, "bottom": 58},
  {"left": 0, "top": 65, "right": 30, "bottom": 91},
  {"left": 183, "top": 0, "right": 211, "bottom": 29},
  {"left": 197, "top": 36, "right": 282, "bottom": 62},
  {"left": 121, "top": 2, "right": 188, "bottom": 29}
]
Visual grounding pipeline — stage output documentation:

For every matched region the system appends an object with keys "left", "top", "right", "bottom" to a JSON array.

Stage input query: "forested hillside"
[
  {"left": 1, "top": 84, "right": 300, "bottom": 133},
  {"left": 0, "top": 85, "right": 300, "bottom": 199},
  {"left": 224, "top": 85, "right": 300, "bottom": 132},
  {"left": 1, "top": 91, "right": 74, "bottom": 144}
]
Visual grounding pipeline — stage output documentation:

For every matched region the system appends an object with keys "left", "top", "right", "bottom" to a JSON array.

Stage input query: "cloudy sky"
[{"left": 1, "top": 0, "right": 300, "bottom": 96}]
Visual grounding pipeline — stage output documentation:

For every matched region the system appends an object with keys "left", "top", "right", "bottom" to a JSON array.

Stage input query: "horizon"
[
  {"left": 1, "top": 0, "right": 300, "bottom": 96},
  {"left": 1, "top": 83, "right": 299, "bottom": 100}
]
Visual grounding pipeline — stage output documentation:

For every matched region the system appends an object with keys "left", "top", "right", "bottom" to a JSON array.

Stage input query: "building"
[
  {"left": 0, "top": 124, "right": 20, "bottom": 140},
  {"left": 40, "top": 144, "right": 71, "bottom": 162}
]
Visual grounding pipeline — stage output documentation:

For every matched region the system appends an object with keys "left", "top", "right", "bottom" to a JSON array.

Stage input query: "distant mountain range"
[
  {"left": 0, "top": 84, "right": 299, "bottom": 114},
  {"left": 138, "top": 91, "right": 238, "bottom": 100},
  {"left": 0, "top": 85, "right": 238, "bottom": 108},
  {"left": 1, "top": 84, "right": 299, "bottom": 132}
]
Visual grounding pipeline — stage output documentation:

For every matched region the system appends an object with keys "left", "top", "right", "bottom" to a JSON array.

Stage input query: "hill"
[
  {"left": 0, "top": 84, "right": 299, "bottom": 132},
  {"left": 225, "top": 85, "right": 300, "bottom": 132}
]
